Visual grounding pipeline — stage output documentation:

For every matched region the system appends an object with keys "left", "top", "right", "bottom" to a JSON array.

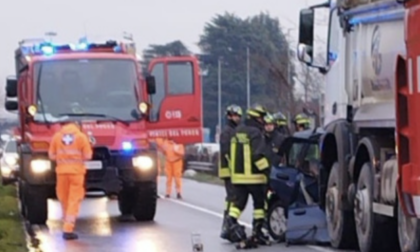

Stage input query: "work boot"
[
  {"left": 62, "top": 232, "right": 78, "bottom": 240},
  {"left": 176, "top": 193, "right": 182, "bottom": 199},
  {"left": 252, "top": 219, "right": 271, "bottom": 245},
  {"left": 220, "top": 211, "right": 230, "bottom": 240}
]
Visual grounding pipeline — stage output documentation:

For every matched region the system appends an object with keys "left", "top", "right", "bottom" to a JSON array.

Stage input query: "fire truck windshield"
[{"left": 32, "top": 59, "right": 141, "bottom": 123}]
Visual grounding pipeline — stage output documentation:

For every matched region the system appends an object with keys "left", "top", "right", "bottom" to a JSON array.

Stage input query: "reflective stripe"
[
  {"left": 57, "top": 149, "right": 82, "bottom": 155},
  {"left": 218, "top": 166, "right": 230, "bottom": 178},
  {"left": 255, "top": 157, "right": 269, "bottom": 171},
  {"left": 56, "top": 159, "right": 84, "bottom": 165},
  {"left": 230, "top": 137, "right": 267, "bottom": 184},
  {"left": 253, "top": 209, "right": 265, "bottom": 219},
  {"left": 64, "top": 215, "right": 76, "bottom": 223},
  {"left": 229, "top": 206, "right": 241, "bottom": 219}
]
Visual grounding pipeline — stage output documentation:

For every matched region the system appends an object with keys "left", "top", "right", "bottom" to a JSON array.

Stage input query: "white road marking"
[{"left": 160, "top": 195, "right": 335, "bottom": 252}]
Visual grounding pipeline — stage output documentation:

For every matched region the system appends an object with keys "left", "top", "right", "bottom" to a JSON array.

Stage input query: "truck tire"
[
  {"left": 18, "top": 181, "right": 27, "bottom": 217},
  {"left": 23, "top": 185, "right": 48, "bottom": 225},
  {"left": 118, "top": 188, "right": 134, "bottom": 215},
  {"left": 354, "top": 163, "right": 398, "bottom": 252},
  {"left": 267, "top": 200, "right": 287, "bottom": 242},
  {"left": 325, "top": 162, "right": 357, "bottom": 249},
  {"left": 398, "top": 198, "right": 420, "bottom": 251},
  {"left": 132, "top": 182, "right": 157, "bottom": 221}
]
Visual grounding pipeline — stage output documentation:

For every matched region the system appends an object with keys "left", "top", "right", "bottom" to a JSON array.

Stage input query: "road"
[{"left": 27, "top": 177, "right": 341, "bottom": 252}]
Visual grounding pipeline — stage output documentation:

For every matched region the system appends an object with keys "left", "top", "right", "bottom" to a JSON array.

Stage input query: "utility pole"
[
  {"left": 246, "top": 47, "right": 250, "bottom": 108},
  {"left": 218, "top": 58, "right": 222, "bottom": 132}
]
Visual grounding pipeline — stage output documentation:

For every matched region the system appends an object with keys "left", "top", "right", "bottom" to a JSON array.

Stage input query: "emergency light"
[
  {"left": 19, "top": 38, "right": 123, "bottom": 56},
  {"left": 122, "top": 141, "right": 133, "bottom": 151}
]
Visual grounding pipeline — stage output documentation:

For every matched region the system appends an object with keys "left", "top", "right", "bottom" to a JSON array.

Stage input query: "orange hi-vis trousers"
[
  {"left": 165, "top": 160, "right": 183, "bottom": 195},
  {"left": 56, "top": 174, "right": 85, "bottom": 233}
]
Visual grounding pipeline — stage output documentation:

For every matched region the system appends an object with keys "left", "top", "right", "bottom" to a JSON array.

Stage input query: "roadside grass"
[{"left": 0, "top": 185, "right": 26, "bottom": 252}]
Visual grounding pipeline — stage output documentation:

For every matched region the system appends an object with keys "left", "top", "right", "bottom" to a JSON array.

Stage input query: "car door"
[{"left": 146, "top": 56, "right": 203, "bottom": 145}]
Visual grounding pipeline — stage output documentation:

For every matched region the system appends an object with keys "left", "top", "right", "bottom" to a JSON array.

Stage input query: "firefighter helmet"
[
  {"left": 226, "top": 104, "right": 243, "bottom": 117},
  {"left": 273, "top": 112, "right": 287, "bottom": 126},
  {"left": 247, "top": 103, "right": 267, "bottom": 118}
]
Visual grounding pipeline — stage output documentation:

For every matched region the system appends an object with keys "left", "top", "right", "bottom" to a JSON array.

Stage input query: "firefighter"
[
  {"left": 48, "top": 121, "right": 92, "bottom": 240},
  {"left": 293, "top": 113, "right": 311, "bottom": 132},
  {"left": 227, "top": 104, "right": 271, "bottom": 247},
  {"left": 219, "top": 104, "right": 242, "bottom": 241},
  {"left": 263, "top": 113, "right": 284, "bottom": 168},
  {"left": 156, "top": 138, "right": 185, "bottom": 199},
  {"left": 272, "top": 112, "right": 290, "bottom": 136}
]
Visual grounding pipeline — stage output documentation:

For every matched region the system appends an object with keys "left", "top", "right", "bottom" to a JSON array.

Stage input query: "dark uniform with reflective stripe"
[
  {"left": 228, "top": 118, "right": 270, "bottom": 232},
  {"left": 219, "top": 120, "right": 237, "bottom": 208},
  {"left": 264, "top": 131, "right": 284, "bottom": 168}
]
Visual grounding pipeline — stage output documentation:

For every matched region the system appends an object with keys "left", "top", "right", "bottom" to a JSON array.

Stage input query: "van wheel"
[{"left": 132, "top": 182, "right": 157, "bottom": 221}]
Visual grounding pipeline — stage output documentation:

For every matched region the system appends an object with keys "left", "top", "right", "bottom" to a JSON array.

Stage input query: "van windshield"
[{"left": 32, "top": 59, "right": 141, "bottom": 122}]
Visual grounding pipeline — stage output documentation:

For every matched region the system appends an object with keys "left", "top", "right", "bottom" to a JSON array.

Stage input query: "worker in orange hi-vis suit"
[
  {"left": 156, "top": 138, "right": 185, "bottom": 199},
  {"left": 48, "top": 121, "right": 92, "bottom": 240}
]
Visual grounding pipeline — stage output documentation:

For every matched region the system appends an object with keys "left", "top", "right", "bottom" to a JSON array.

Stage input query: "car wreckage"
[{"left": 267, "top": 128, "right": 330, "bottom": 246}]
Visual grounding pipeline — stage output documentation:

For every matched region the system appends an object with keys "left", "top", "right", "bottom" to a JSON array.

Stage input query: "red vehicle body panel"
[
  {"left": 146, "top": 56, "right": 203, "bottom": 144},
  {"left": 396, "top": 0, "right": 420, "bottom": 217}
]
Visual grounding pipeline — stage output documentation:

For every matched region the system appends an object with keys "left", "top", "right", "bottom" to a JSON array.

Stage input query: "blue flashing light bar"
[
  {"left": 20, "top": 38, "right": 122, "bottom": 56},
  {"left": 122, "top": 141, "right": 133, "bottom": 151}
]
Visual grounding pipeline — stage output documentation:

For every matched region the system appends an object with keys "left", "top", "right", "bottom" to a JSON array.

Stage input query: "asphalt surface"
[{"left": 27, "top": 177, "right": 341, "bottom": 252}]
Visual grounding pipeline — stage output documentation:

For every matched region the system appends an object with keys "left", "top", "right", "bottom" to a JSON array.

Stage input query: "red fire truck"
[{"left": 4, "top": 35, "right": 202, "bottom": 224}]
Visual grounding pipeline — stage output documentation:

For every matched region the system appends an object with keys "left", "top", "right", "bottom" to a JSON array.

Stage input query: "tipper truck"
[
  {"left": 4, "top": 34, "right": 203, "bottom": 225},
  {"left": 296, "top": 0, "right": 420, "bottom": 251}
]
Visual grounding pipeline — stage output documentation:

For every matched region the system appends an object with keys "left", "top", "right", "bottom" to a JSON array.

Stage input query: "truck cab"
[{"left": 4, "top": 35, "right": 203, "bottom": 225}]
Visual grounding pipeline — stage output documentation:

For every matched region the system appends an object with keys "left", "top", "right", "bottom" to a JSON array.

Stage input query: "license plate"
[{"left": 85, "top": 161, "right": 102, "bottom": 170}]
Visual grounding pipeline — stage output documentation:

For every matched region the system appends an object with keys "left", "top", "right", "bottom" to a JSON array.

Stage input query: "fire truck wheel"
[
  {"left": 325, "top": 162, "right": 357, "bottom": 249},
  {"left": 118, "top": 188, "right": 135, "bottom": 215},
  {"left": 398, "top": 198, "right": 420, "bottom": 251},
  {"left": 18, "top": 181, "right": 27, "bottom": 217},
  {"left": 132, "top": 182, "right": 157, "bottom": 221},
  {"left": 354, "top": 163, "right": 398, "bottom": 252},
  {"left": 23, "top": 184, "right": 48, "bottom": 225}
]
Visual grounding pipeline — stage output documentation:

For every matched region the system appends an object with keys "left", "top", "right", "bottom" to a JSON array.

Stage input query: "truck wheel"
[
  {"left": 118, "top": 188, "right": 134, "bottom": 215},
  {"left": 23, "top": 185, "right": 48, "bottom": 225},
  {"left": 398, "top": 198, "right": 420, "bottom": 251},
  {"left": 18, "top": 181, "right": 27, "bottom": 217},
  {"left": 132, "top": 182, "right": 157, "bottom": 221},
  {"left": 267, "top": 200, "right": 287, "bottom": 242},
  {"left": 354, "top": 163, "right": 398, "bottom": 252},
  {"left": 325, "top": 162, "right": 357, "bottom": 249}
]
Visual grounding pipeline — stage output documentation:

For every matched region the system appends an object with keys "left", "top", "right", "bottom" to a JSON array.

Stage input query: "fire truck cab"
[{"left": 4, "top": 34, "right": 203, "bottom": 225}]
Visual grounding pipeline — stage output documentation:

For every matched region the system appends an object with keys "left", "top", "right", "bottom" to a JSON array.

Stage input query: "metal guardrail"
[{"left": 186, "top": 161, "right": 217, "bottom": 175}]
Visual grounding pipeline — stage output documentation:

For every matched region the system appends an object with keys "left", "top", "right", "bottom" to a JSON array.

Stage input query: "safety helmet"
[
  {"left": 226, "top": 104, "right": 242, "bottom": 117},
  {"left": 263, "top": 113, "right": 275, "bottom": 124},
  {"left": 247, "top": 103, "right": 267, "bottom": 118},
  {"left": 293, "top": 113, "right": 310, "bottom": 126},
  {"left": 273, "top": 112, "right": 287, "bottom": 126}
]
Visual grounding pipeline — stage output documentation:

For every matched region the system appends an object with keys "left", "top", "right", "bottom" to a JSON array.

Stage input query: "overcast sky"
[{"left": 0, "top": 0, "right": 326, "bottom": 119}]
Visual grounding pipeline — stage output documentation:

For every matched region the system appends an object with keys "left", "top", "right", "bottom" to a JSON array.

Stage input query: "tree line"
[{"left": 141, "top": 12, "right": 322, "bottom": 135}]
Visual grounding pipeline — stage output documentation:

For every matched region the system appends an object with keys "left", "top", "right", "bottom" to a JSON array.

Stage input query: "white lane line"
[{"left": 159, "top": 195, "right": 335, "bottom": 252}]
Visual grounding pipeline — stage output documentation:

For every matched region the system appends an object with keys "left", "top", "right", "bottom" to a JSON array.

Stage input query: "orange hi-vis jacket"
[
  {"left": 156, "top": 138, "right": 185, "bottom": 163},
  {"left": 48, "top": 123, "right": 93, "bottom": 174}
]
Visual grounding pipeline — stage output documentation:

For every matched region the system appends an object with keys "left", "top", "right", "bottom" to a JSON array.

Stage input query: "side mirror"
[
  {"left": 6, "top": 77, "right": 17, "bottom": 98},
  {"left": 145, "top": 75, "right": 156, "bottom": 95},
  {"left": 297, "top": 44, "right": 314, "bottom": 64},
  {"left": 298, "top": 8, "right": 315, "bottom": 50},
  {"left": 5, "top": 101, "right": 18, "bottom": 111}
]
